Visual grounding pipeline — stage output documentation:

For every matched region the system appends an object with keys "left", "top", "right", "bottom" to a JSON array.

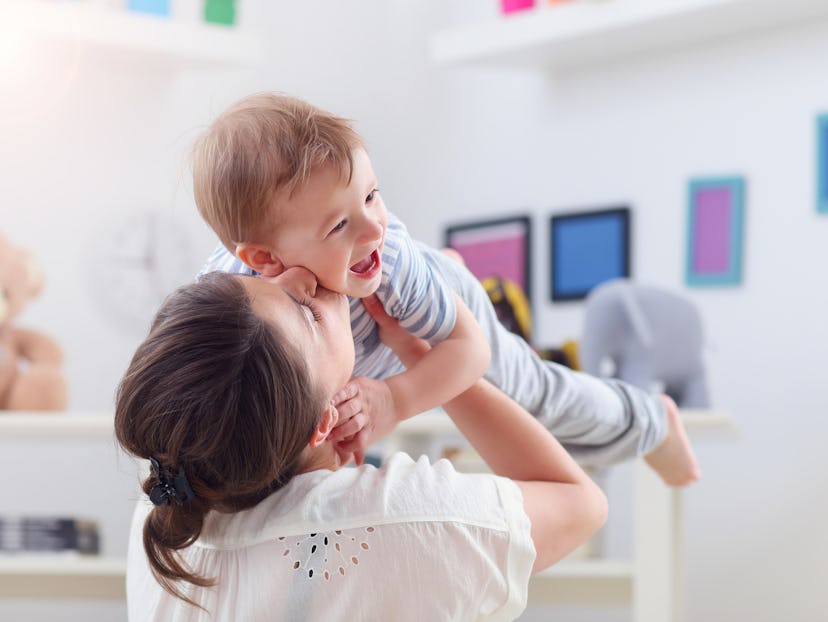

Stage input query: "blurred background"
[{"left": 1, "top": 0, "right": 827, "bottom": 620}]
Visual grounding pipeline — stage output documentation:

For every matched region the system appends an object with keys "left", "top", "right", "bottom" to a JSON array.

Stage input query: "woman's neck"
[{"left": 298, "top": 441, "right": 341, "bottom": 474}]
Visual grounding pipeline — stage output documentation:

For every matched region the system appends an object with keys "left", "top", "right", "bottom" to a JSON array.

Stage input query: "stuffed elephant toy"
[{"left": 580, "top": 279, "right": 710, "bottom": 408}]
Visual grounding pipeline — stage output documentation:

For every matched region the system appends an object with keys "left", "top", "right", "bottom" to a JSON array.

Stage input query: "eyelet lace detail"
[{"left": 278, "top": 527, "right": 375, "bottom": 580}]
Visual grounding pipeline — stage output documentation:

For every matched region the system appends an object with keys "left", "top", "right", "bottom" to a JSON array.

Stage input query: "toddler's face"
[{"left": 268, "top": 148, "right": 387, "bottom": 299}]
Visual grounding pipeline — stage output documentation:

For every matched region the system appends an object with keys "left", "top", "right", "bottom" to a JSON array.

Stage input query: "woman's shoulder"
[{"left": 197, "top": 453, "right": 524, "bottom": 550}]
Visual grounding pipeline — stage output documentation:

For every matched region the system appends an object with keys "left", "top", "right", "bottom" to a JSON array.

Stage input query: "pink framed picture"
[{"left": 444, "top": 215, "right": 532, "bottom": 303}]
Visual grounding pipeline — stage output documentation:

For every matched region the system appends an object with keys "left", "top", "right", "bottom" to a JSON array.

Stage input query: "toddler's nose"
[{"left": 359, "top": 217, "right": 384, "bottom": 246}]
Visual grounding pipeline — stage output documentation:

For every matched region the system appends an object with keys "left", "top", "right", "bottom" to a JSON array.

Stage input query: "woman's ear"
[
  {"left": 236, "top": 243, "right": 285, "bottom": 277},
  {"left": 308, "top": 403, "right": 338, "bottom": 448}
]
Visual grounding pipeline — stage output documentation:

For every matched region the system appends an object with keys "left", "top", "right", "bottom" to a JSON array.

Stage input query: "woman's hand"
[
  {"left": 329, "top": 376, "right": 398, "bottom": 463},
  {"left": 328, "top": 296, "right": 432, "bottom": 462}
]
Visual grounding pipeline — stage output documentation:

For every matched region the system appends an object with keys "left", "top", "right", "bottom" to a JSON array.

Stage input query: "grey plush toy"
[{"left": 580, "top": 279, "right": 710, "bottom": 408}]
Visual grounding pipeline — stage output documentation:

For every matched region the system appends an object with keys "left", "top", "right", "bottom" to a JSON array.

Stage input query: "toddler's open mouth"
[{"left": 350, "top": 249, "right": 380, "bottom": 277}]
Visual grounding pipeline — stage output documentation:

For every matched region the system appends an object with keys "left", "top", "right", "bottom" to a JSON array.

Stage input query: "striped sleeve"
[
  {"left": 197, "top": 243, "right": 255, "bottom": 280},
  {"left": 377, "top": 214, "right": 457, "bottom": 344}
]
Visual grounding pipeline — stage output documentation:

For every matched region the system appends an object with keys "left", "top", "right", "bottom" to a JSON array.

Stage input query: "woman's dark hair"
[{"left": 114, "top": 271, "right": 326, "bottom": 606}]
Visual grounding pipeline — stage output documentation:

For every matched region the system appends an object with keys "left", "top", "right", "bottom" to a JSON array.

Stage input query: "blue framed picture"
[
  {"left": 685, "top": 176, "right": 745, "bottom": 287},
  {"left": 817, "top": 114, "right": 828, "bottom": 214},
  {"left": 549, "top": 206, "right": 630, "bottom": 302}
]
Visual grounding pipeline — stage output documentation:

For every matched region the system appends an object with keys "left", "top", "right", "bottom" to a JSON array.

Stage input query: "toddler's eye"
[
  {"left": 366, "top": 189, "right": 379, "bottom": 203},
  {"left": 330, "top": 220, "right": 346, "bottom": 234}
]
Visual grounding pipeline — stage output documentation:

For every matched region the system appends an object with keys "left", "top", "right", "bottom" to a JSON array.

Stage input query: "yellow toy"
[
  {"left": 481, "top": 274, "right": 580, "bottom": 370},
  {"left": 0, "top": 234, "right": 67, "bottom": 411},
  {"left": 481, "top": 275, "right": 533, "bottom": 343}
]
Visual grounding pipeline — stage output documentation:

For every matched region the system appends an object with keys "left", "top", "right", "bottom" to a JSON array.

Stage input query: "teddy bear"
[{"left": 0, "top": 234, "right": 67, "bottom": 411}]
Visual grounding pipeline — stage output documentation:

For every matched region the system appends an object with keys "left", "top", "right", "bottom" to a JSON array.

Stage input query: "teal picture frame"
[
  {"left": 817, "top": 114, "right": 828, "bottom": 214},
  {"left": 685, "top": 177, "right": 745, "bottom": 287}
]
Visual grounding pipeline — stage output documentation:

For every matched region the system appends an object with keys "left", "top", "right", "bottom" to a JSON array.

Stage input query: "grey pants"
[{"left": 420, "top": 244, "right": 666, "bottom": 467}]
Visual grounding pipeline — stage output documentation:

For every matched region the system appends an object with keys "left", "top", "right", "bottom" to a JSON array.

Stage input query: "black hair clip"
[{"left": 149, "top": 457, "right": 195, "bottom": 507}]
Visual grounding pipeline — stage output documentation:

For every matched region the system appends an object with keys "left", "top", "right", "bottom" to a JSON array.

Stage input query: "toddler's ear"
[
  {"left": 308, "top": 403, "right": 338, "bottom": 448},
  {"left": 236, "top": 243, "right": 285, "bottom": 277}
]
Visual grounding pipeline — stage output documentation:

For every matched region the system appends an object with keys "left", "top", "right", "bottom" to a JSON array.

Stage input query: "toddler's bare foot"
[{"left": 644, "top": 395, "right": 700, "bottom": 487}]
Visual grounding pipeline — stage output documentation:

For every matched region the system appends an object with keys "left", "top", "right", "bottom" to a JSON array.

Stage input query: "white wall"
[
  {"left": 1, "top": 1, "right": 826, "bottom": 620},
  {"left": 522, "top": 23, "right": 828, "bottom": 622}
]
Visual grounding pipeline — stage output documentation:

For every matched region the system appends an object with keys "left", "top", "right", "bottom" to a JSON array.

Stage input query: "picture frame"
[
  {"left": 444, "top": 215, "right": 532, "bottom": 302},
  {"left": 685, "top": 176, "right": 745, "bottom": 287},
  {"left": 817, "top": 113, "right": 828, "bottom": 214},
  {"left": 548, "top": 206, "right": 630, "bottom": 302}
]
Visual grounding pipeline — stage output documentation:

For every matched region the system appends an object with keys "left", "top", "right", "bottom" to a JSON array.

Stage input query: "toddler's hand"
[
  {"left": 329, "top": 376, "right": 400, "bottom": 460},
  {"left": 362, "top": 295, "right": 430, "bottom": 367}
]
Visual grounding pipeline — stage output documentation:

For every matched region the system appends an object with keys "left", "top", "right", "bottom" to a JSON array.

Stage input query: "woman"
[{"left": 115, "top": 267, "right": 606, "bottom": 621}]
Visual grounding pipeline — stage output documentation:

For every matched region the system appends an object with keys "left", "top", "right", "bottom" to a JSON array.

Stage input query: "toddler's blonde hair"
[{"left": 192, "top": 92, "right": 364, "bottom": 251}]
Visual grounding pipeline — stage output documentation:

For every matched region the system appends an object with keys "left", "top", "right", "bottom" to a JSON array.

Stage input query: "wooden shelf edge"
[
  {"left": 0, "top": 556, "right": 126, "bottom": 600},
  {"left": 680, "top": 409, "right": 735, "bottom": 430},
  {"left": 530, "top": 558, "right": 633, "bottom": 605},
  {"left": 0, "top": 555, "right": 125, "bottom": 577},
  {"left": 538, "top": 558, "right": 633, "bottom": 579},
  {"left": 0, "top": 413, "right": 114, "bottom": 438}
]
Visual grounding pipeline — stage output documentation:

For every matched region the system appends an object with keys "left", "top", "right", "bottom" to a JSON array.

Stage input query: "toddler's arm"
[
  {"left": 384, "top": 292, "right": 490, "bottom": 416},
  {"left": 362, "top": 293, "right": 607, "bottom": 573},
  {"left": 331, "top": 293, "right": 490, "bottom": 454},
  {"left": 443, "top": 380, "right": 607, "bottom": 572}
]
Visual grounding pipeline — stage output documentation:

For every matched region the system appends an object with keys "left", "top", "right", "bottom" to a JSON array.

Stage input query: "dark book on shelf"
[{"left": 0, "top": 517, "right": 100, "bottom": 555}]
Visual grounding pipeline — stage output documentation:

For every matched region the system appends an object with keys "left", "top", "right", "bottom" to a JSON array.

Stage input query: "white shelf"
[
  {"left": 4, "top": 0, "right": 263, "bottom": 67},
  {"left": 0, "top": 555, "right": 126, "bottom": 599},
  {"left": 431, "top": 0, "right": 828, "bottom": 70},
  {"left": 0, "top": 415, "right": 125, "bottom": 601},
  {"left": 0, "top": 415, "right": 127, "bottom": 601},
  {"left": 0, "top": 412, "right": 114, "bottom": 439}
]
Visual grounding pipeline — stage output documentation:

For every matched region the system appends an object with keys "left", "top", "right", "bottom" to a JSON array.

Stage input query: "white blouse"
[{"left": 126, "top": 452, "right": 535, "bottom": 622}]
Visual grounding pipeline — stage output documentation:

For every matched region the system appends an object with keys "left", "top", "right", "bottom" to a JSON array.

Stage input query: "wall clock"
[{"left": 88, "top": 210, "right": 197, "bottom": 335}]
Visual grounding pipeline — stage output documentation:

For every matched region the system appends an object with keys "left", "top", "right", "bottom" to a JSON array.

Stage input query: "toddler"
[{"left": 194, "top": 93, "right": 698, "bottom": 485}]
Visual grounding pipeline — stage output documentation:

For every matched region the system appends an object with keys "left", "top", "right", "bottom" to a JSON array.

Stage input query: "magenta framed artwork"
[
  {"left": 444, "top": 215, "right": 532, "bottom": 302},
  {"left": 685, "top": 177, "right": 745, "bottom": 287}
]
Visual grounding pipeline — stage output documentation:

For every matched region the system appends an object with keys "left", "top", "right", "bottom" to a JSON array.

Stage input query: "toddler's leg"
[
  {"left": 643, "top": 395, "right": 700, "bottom": 487},
  {"left": 429, "top": 245, "right": 698, "bottom": 484},
  {"left": 430, "top": 246, "right": 658, "bottom": 460}
]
